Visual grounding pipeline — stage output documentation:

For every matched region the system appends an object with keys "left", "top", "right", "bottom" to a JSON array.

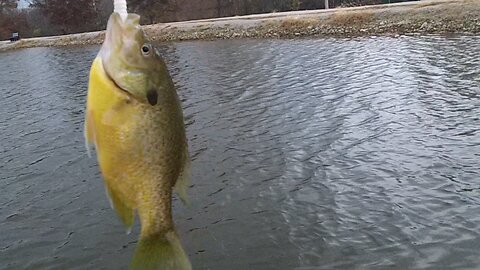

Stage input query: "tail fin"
[{"left": 130, "top": 230, "right": 191, "bottom": 270}]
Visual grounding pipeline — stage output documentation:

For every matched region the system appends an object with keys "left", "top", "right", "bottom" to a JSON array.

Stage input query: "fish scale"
[{"left": 84, "top": 11, "right": 191, "bottom": 270}]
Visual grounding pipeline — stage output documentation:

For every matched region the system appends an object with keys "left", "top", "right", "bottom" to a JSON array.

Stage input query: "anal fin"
[
  {"left": 105, "top": 181, "right": 135, "bottom": 233},
  {"left": 174, "top": 149, "right": 191, "bottom": 205},
  {"left": 84, "top": 109, "right": 96, "bottom": 158}
]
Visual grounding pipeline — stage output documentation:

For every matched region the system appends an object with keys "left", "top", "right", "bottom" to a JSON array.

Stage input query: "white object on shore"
[{"left": 113, "top": 0, "right": 128, "bottom": 21}]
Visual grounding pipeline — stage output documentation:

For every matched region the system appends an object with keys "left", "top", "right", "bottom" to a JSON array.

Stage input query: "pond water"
[{"left": 1, "top": 36, "right": 479, "bottom": 270}]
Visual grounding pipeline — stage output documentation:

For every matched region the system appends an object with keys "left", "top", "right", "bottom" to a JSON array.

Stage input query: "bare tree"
[
  {"left": 25, "top": 6, "right": 56, "bottom": 36},
  {"left": 0, "top": 0, "right": 19, "bottom": 40},
  {"left": 94, "top": 0, "right": 113, "bottom": 29},
  {"left": 129, "top": 0, "right": 178, "bottom": 24},
  {"left": 0, "top": 0, "right": 17, "bottom": 13},
  {"left": 30, "top": 0, "right": 98, "bottom": 34}
]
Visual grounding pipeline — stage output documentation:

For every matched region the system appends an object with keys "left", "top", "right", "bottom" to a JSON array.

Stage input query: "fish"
[{"left": 84, "top": 12, "right": 191, "bottom": 270}]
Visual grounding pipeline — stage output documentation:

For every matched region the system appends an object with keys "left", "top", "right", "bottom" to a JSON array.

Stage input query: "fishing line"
[{"left": 113, "top": 0, "right": 128, "bottom": 21}]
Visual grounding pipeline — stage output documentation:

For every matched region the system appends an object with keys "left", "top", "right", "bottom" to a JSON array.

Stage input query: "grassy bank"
[{"left": 1, "top": 0, "right": 478, "bottom": 52}]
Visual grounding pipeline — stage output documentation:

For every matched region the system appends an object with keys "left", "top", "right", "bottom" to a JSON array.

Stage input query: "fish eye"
[{"left": 141, "top": 44, "right": 151, "bottom": 55}]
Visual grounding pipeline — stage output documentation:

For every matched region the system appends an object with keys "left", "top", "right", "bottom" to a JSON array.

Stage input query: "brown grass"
[
  {"left": 415, "top": 1, "right": 443, "bottom": 9},
  {"left": 329, "top": 10, "right": 374, "bottom": 26},
  {"left": 275, "top": 18, "right": 319, "bottom": 30}
]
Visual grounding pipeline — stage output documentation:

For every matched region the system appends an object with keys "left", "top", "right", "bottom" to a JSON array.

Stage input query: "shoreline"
[{"left": 1, "top": 0, "right": 479, "bottom": 52}]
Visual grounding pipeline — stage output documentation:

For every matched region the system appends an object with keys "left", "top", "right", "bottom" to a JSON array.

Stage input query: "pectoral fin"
[{"left": 105, "top": 181, "right": 135, "bottom": 233}]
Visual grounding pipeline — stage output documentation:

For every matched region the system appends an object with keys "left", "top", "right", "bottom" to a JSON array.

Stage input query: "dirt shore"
[{"left": 1, "top": 0, "right": 478, "bottom": 52}]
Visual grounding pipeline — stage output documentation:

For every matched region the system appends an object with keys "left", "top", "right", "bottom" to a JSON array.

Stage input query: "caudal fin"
[{"left": 130, "top": 230, "right": 191, "bottom": 270}]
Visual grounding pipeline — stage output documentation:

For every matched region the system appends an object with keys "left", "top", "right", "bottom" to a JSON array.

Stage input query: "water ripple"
[{"left": 1, "top": 36, "right": 480, "bottom": 269}]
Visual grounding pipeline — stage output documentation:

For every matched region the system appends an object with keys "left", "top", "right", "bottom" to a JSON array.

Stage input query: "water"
[{"left": 1, "top": 36, "right": 479, "bottom": 270}]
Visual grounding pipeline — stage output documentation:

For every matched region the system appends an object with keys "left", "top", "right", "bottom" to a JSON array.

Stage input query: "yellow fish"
[{"left": 84, "top": 12, "right": 191, "bottom": 270}]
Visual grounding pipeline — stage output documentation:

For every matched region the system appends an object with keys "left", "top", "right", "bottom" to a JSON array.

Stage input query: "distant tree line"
[
  {"left": 0, "top": 0, "right": 113, "bottom": 39},
  {"left": 0, "top": 0, "right": 415, "bottom": 40}
]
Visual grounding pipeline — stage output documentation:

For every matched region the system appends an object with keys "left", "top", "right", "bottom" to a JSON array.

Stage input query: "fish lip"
[{"left": 102, "top": 61, "right": 142, "bottom": 104}]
